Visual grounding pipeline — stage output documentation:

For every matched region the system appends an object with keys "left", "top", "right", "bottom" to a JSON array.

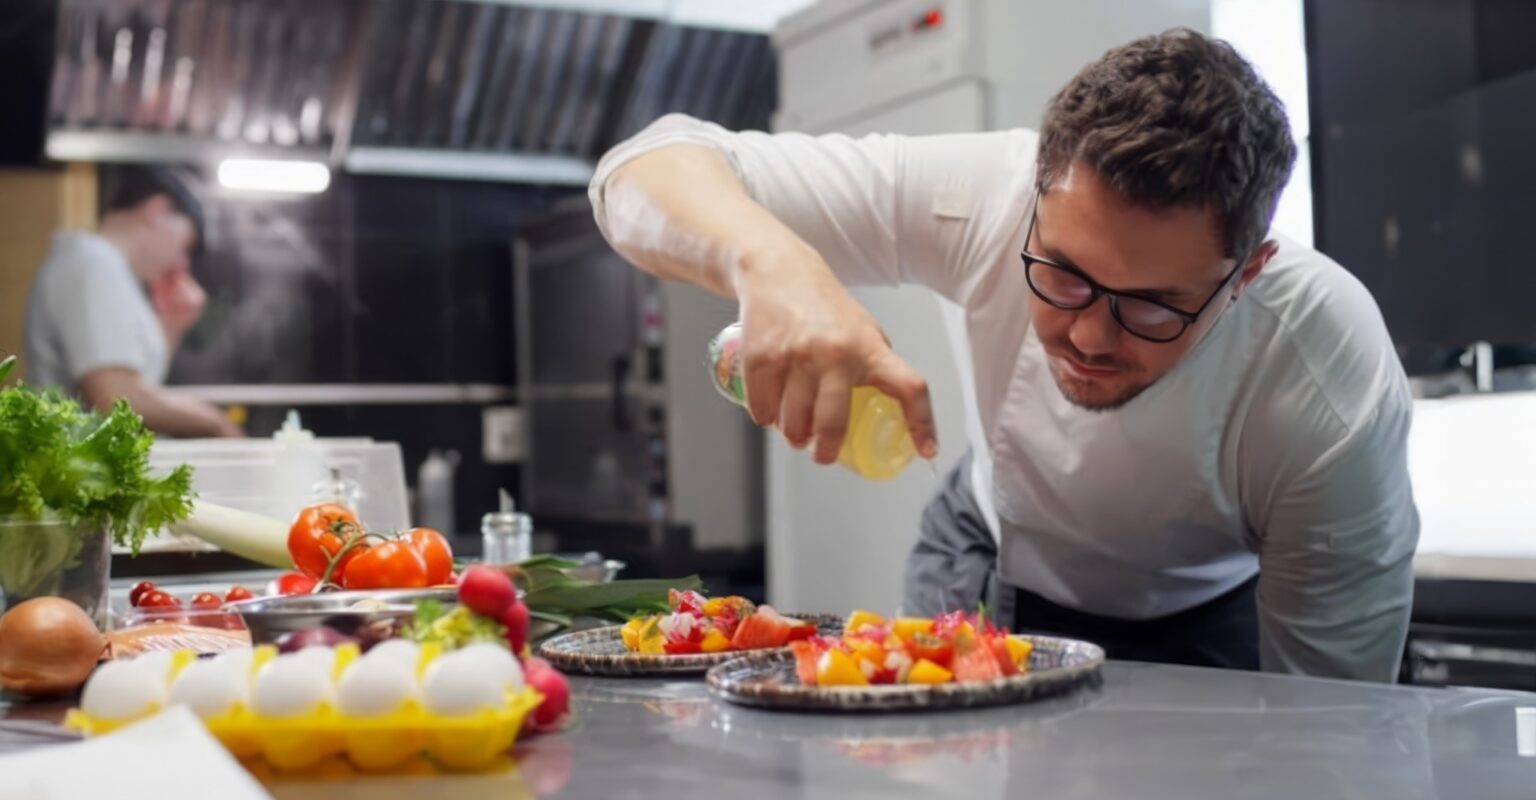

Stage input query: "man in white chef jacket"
[
  {"left": 23, "top": 165, "right": 242, "bottom": 438},
  {"left": 588, "top": 29, "right": 1418, "bottom": 681}
]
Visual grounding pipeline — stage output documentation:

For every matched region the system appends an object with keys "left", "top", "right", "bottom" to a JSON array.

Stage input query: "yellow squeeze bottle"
[{"left": 709, "top": 323, "right": 917, "bottom": 481}]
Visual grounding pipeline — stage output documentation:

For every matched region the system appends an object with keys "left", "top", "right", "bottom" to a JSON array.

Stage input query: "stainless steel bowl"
[{"left": 228, "top": 588, "right": 457, "bottom": 645}]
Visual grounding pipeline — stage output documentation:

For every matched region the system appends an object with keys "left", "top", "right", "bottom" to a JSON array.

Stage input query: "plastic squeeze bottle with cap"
[{"left": 709, "top": 322, "right": 917, "bottom": 481}]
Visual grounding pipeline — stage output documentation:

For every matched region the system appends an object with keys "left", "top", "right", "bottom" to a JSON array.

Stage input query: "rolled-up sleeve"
[
  {"left": 1255, "top": 392, "right": 1419, "bottom": 682},
  {"left": 589, "top": 113, "right": 1037, "bottom": 305}
]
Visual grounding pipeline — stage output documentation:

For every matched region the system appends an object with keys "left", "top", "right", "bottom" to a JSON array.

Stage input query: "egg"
[
  {"left": 454, "top": 642, "right": 524, "bottom": 692},
  {"left": 363, "top": 639, "right": 421, "bottom": 671},
  {"left": 212, "top": 647, "right": 255, "bottom": 679},
  {"left": 251, "top": 654, "right": 333, "bottom": 718},
  {"left": 336, "top": 657, "right": 416, "bottom": 718},
  {"left": 169, "top": 658, "right": 247, "bottom": 718},
  {"left": 81, "top": 660, "right": 166, "bottom": 721},
  {"left": 292, "top": 645, "right": 337, "bottom": 674},
  {"left": 130, "top": 650, "right": 177, "bottom": 685},
  {"left": 421, "top": 651, "right": 505, "bottom": 716}
]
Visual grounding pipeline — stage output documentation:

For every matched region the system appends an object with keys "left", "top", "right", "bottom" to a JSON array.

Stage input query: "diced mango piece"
[
  {"left": 891, "top": 617, "right": 935, "bottom": 643},
  {"left": 635, "top": 617, "right": 665, "bottom": 654},
  {"left": 621, "top": 619, "right": 644, "bottom": 651},
  {"left": 702, "top": 598, "right": 727, "bottom": 616},
  {"left": 848, "top": 638, "right": 886, "bottom": 667},
  {"left": 906, "top": 658, "right": 954, "bottom": 685},
  {"left": 1004, "top": 635, "right": 1034, "bottom": 668},
  {"left": 700, "top": 627, "right": 732, "bottom": 653},
  {"left": 844, "top": 610, "right": 886, "bottom": 637},
  {"left": 816, "top": 648, "right": 869, "bottom": 686}
]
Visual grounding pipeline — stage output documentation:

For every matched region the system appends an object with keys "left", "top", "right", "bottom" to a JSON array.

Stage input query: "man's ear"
[{"left": 1232, "top": 239, "right": 1279, "bottom": 302}]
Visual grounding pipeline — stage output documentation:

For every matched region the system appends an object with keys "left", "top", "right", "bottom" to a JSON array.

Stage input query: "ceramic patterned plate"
[
  {"left": 705, "top": 634, "right": 1104, "bottom": 712},
  {"left": 537, "top": 614, "right": 843, "bottom": 676}
]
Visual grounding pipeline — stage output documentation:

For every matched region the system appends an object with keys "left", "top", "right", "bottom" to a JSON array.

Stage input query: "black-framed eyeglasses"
[{"left": 1019, "top": 205, "right": 1242, "bottom": 343}]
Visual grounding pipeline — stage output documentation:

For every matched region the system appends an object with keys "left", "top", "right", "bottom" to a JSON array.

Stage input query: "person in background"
[{"left": 23, "top": 165, "right": 241, "bottom": 437}]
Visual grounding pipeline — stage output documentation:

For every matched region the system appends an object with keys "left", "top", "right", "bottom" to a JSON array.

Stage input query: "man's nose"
[{"left": 1067, "top": 296, "right": 1121, "bottom": 356}]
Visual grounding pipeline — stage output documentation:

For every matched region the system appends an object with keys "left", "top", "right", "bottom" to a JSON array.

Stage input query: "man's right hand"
[
  {"left": 735, "top": 243, "right": 938, "bottom": 466},
  {"left": 600, "top": 141, "right": 938, "bottom": 464},
  {"left": 150, "top": 268, "right": 207, "bottom": 350}
]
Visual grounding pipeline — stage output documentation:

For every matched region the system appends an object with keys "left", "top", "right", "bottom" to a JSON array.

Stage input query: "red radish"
[
  {"left": 501, "top": 598, "right": 531, "bottom": 655},
  {"left": 458, "top": 566, "right": 516, "bottom": 617},
  {"left": 523, "top": 657, "right": 571, "bottom": 732}
]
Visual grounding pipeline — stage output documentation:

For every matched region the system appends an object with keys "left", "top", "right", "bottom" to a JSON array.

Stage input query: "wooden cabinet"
[{"left": 0, "top": 164, "right": 96, "bottom": 384}]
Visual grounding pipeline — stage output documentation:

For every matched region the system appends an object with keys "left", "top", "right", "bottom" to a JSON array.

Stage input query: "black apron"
[{"left": 902, "top": 450, "right": 1260, "bottom": 671}]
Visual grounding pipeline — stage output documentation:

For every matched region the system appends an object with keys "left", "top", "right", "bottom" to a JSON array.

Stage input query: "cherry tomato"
[
  {"left": 139, "top": 590, "right": 182, "bottom": 609},
  {"left": 128, "top": 580, "right": 156, "bottom": 607},
  {"left": 287, "top": 503, "right": 365, "bottom": 581},
  {"left": 269, "top": 571, "right": 319, "bottom": 596},
  {"left": 342, "top": 541, "right": 428, "bottom": 590},
  {"left": 224, "top": 585, "right": 253, "bottom": 603},
  {"left": 190, "top": 592, "right": 222, "bottom": 609},
  {"left": 405, "top": 528, "right": 454, "bottom": 586}
]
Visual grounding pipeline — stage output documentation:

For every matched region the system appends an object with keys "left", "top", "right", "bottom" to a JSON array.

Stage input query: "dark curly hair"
[{"left": 1036, "top": 28, "right": 1296, "bottom": 260}]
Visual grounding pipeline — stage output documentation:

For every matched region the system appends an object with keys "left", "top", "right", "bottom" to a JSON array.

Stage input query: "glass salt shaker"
[
  {"left": 312, "top": 466, "right": 362, "bottom": 511},
  {"left": 481, "top": 488, "right": 531, "bottom": 565}
]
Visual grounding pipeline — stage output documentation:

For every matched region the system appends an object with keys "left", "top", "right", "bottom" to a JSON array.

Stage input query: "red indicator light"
[{"left": 923, "top": 8, "right": 942, "bottom": 28}]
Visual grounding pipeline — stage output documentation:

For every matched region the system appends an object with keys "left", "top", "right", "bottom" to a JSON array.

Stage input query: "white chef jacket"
[
  {"left": 23, "top": 231, "right": 169, "bottom": 394},
  {"left": 591, "top": 114, "right": 1420, "bottom": 682}
]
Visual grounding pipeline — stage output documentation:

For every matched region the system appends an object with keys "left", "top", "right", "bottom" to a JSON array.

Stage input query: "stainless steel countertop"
[
  {"left": 6, "top": 660, "right": 1535, "bottom": 798},
  {"left": 527, "top": 661, "right": 1536, "bottom": 800}
]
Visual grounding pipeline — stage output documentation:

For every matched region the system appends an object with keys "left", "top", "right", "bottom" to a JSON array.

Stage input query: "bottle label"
[{"left": 708, "top": 322, "right": 747, "bottom": 406}]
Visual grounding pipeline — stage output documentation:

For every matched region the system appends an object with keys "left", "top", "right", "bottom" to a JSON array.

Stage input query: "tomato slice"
[{"left": 909, "top": 632, "right": 955, "bottom": 669}]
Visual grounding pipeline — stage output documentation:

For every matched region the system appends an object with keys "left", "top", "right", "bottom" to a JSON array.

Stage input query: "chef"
[
  {"left": 588, "top": 29, "right": 1417, "bottom": 681},
  {"left": 23, "top": 165, "right": 242, "bottom": 437}
]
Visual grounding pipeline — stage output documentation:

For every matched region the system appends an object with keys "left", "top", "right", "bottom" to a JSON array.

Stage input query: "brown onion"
[{"left": 0, "top": 597, "right": 105, "bottom": 696}]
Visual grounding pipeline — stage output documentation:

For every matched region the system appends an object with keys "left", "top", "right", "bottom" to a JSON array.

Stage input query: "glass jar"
[{"left": 0, "top": 516, "right": 112, "bottom": 628}]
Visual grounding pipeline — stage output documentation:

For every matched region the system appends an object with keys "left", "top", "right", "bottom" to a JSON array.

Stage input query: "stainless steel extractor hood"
[{"left": 43, "top": 0, "right": 780, "bottom": 186}]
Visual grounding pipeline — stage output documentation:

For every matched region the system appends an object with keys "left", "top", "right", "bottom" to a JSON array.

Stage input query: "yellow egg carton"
[{"left": 67, "top": 643, "right": 544, "bottom": 774}]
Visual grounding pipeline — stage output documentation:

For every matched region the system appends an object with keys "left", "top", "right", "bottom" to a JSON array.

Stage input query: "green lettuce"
[{"left": 0, "top": 355, "right": 195, "bottom": 557}]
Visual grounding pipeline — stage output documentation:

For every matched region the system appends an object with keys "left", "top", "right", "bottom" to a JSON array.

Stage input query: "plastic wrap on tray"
[{"left": 106, "top": 621, "right": 252, "bottom": 658}]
